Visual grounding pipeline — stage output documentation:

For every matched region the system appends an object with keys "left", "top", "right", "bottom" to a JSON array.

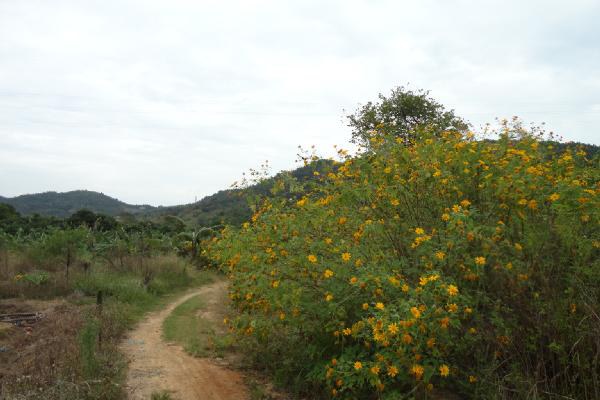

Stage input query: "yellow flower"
[
  {"left": 390, "top": 198, "right": 400, "bottom": 206},
  {"left": 474, "top": 256, "right": 486, "bottom": 266},
  {"left": 410, "top": 306, "right": 421, "bottom": 319},
  {"left": 307, "top": 254, "right": 317, "bottom": 263},
  {"left": 325, "top": 294, "right": 334, "bottom": 302},
  {"left": 548, "top": 193, "right": 560, "bottom": 202},
  {"left": 338, "top": 217, "right": 347, "bottom": 225},
  {"left": 411, "top": 364, "right": 424, "bottom": 380},
  {"left": 341, "top": 252, "right": 351, "bottom": 262},
  {"left": 323, "top": 269, "right": 334, "bottom": 278},
  {"left": 441, "top": 213, "right": 450, "bottom": 221},
  {"left": 440, "top": 317, "right": 450, "bottom": 329},
  {"left": 447, "top": 284, "right": 459, "bottom": 296},
  {"left": 527, "top": 199, "right": 538, "bottom": 210},
  {"left": 387, "top": 365, "right": 398, "bottom": 377},
  {"left": 514, "top": 243, "right": 523, "bottom": 251},
  {"left": 435, "top": 251, "right": 446, "bottom": 260},
  {"left": 387, "top": 323, "right": 399, "bottom": 335},
  {"left": 370, "top": 366, "right": 380, "bottom": 375},
  {"left": 375, "top": 302, "right": 385, "bottom": 310},
  {"left": 439, "top": 364, "right": 450, "bottom": 377},
  {"left": 354, "top": 361, "right": 363, "bottom": 370},
  {"left": 349, "top": 276, "right": 358, "bottom": 284},
  {"left": 469, "top": 375, "right": 477, "bottom": 383},
  {"left": 460, "top": 199, "right": 471, "bottom": 208},
  {"left": 342, "top": 328, "right": 352, "bottom": 336},
  {"left": 362, "top": 303, "right": 369, "bottom": 310},
  {"left": 415, "top": 227, "right": 425, "bottom": 235},
  {"left": 447, "top": 303, "right": 458, "bottom": 313}
]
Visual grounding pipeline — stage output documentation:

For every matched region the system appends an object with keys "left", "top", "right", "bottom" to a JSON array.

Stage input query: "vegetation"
[
  {"left": 0, "top": 204, "right": 216, "bottom": 399},
  {"left": 211, "top": 118, "right": 599, "bottom": 399},
  {"left": 347, "top": 86, "right": 468, "bottom": 147},
  {"left": 162, "top": 295, "right": 215, "bottom": 357}
]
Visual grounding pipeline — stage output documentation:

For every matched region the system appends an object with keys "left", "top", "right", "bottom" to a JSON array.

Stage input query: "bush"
[{"left": 211, "top": 122, "right": 599, "bottom": 399}]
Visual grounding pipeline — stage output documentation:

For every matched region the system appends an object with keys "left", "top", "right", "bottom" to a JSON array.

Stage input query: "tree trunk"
[{"left": 66, "top": 247, "right": 71, "bottom": 282}]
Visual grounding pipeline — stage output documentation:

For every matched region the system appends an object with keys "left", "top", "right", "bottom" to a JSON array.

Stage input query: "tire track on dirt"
[{"left": 120, "top": 280, "right": 249, "bottom": 400}]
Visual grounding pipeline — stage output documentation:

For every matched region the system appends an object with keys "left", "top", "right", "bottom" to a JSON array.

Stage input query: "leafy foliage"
[
  {"left": 347, "top": 86, "right": 468, "bottom": 147},
  {"left": 211, "top": 122, "right": 599, "bottom": 399}
]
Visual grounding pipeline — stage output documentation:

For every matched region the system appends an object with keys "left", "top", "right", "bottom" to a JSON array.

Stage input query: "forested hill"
[
  {"left": 0, "top": 190, "right": 155, "bottom": 218},
  {"left": 0, "top": 160, "right": 330, "bottom": 225},
  {"left": 146, "top": 159, "right": 334, "bottom": 227}
]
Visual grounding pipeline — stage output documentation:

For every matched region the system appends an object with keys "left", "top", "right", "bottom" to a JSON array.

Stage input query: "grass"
[
  {"left": 150, "top": 390, "right": 174, "bottom": 400},
  {"left": 162, "top": 294, "right": 216, "bottom": 357},
  {"left": 246, "top": 378, "right": 277, "bottom": 400}
]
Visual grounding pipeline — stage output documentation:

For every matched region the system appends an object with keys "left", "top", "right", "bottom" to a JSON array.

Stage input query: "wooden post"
[{"left": 96, "top": 290, "right": 103, "bottom": 349}]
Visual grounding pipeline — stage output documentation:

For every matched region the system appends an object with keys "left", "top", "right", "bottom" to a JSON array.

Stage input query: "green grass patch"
[
  {"left": 150, "top": 390, "right": 174, "bottom": 400},
  {"left": 162, "top": 294, "right": 219, "bottom": 357}
]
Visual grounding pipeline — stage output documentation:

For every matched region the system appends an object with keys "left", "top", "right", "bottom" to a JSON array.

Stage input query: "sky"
[{"left": 1, "top": 0, "right": 599, "bottom": 206}]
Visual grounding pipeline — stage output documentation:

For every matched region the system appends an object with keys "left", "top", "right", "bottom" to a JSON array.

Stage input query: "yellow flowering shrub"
[{"left": 211, "top": 124, "right": 599, "bottom": 398}]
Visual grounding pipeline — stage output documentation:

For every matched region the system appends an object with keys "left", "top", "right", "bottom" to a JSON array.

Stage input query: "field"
[
  {"left": 0, "top": 221, "right": 215, "bottom": 399},
  {"left": 1, "top": 116, "right": 598, "bottom": 399}
]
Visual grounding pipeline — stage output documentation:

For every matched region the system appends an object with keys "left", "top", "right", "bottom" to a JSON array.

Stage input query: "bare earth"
[{"left": 120, "top": 280, "right": 249, "bottom": 400}]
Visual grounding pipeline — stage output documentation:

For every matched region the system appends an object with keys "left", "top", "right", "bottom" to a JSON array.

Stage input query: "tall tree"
[{"left": 347, "top": 86, "right": 468, "bottom": 147}]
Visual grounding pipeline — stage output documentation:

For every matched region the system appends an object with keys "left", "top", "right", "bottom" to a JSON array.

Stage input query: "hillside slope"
[{"left": 0, "top": 190, "right": 155, "bottom": 218}]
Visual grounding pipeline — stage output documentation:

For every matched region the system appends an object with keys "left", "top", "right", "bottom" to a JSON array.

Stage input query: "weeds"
[
  {"left": 163, "top": 295, "right": 215, "bottom": 357},
  {"left": 150, "top": 390, "right": 174, "bottom": 400}
]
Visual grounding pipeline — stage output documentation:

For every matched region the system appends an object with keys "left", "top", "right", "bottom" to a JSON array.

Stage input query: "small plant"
[
  {"left": 79, "top": 317, "right": 100, "bottom": 378},
  {"left": 151, "top": 390, "right": 174, "bottom": 400},
  {"left": 21, "top": 270, "right": 50, "bottom": 285}
]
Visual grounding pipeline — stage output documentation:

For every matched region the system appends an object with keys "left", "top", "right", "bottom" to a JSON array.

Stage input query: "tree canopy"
[{"left": 347, "top": 86, "right": 468, "bottom": 147}]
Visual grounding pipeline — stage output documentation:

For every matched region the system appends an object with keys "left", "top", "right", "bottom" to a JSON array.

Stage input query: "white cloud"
[{"left": 1, "top": 0, "right": 598, "bottom": 205}]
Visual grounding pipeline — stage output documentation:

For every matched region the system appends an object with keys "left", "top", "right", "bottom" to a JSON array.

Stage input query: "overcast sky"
[{"left": 1, "top": 0, "right": 598, "bottom": 206}]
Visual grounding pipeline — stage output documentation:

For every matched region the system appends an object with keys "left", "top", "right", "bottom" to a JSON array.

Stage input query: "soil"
[{"left": 120, "top": 280, "right": 250, "bottom": 400}]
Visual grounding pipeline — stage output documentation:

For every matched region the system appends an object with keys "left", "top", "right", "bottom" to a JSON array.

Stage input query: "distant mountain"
[{"left": 0, "top": 190, "right": 156, "bottom": 218}]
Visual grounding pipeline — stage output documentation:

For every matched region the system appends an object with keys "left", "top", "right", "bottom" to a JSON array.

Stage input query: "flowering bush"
[{"left": 210, "top": 122, "right": 599, "bottom": 398}]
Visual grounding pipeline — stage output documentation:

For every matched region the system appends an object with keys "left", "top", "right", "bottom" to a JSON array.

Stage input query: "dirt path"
[{"left": 120, "top": 279, "right": 249, "bottom": 400}]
